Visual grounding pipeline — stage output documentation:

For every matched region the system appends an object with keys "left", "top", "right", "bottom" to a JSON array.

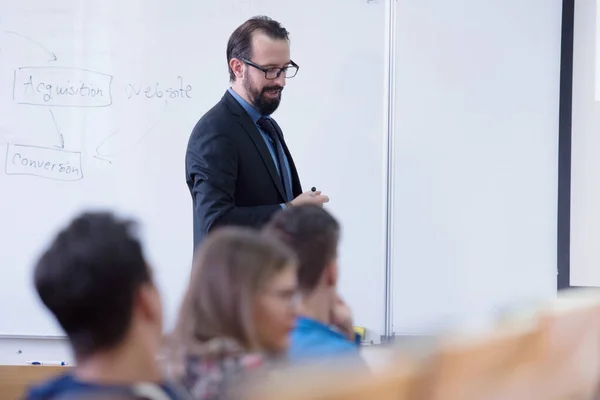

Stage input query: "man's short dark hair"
[
  {"left": 34, "top": 212, "right": 151, "bottom": 358},
  {"left": 226, "top": 15, "right": 290, "bottom": 81},
  {"left": 262, "top": 205, "right": 340, "bottom": 292}
]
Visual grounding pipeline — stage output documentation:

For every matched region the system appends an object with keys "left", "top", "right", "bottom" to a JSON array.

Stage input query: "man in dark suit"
[{"left": 186, "top": 16, "right": 329, "bottom": 250}]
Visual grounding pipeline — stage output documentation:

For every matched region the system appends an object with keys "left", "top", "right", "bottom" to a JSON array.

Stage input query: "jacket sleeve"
[{"left": 186, "top": 125, "right": 281, "bottom": 234}]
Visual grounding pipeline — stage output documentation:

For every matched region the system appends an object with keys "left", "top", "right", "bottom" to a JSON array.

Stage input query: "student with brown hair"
[
  {"left": 166, "top": 227, "right": 299, "bottom": 400},
  {"left": 262, "top": 205, "right": 363, "bottom": 364}
]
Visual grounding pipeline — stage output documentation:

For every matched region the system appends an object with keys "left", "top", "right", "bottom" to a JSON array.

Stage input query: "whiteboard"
[
  {"left": 0, "top": 1, "right": 387, "bottom": 337},
  {"left": 391, "top": 0, "right": 562, "bottom": 334}
]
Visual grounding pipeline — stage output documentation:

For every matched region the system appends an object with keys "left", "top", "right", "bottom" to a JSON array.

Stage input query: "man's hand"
[
  {"left": 331, "top": 293, "right": 355, "bottom": 341},
  {"left": 289, "top": 190, "right": 329, "bottom": 207}
]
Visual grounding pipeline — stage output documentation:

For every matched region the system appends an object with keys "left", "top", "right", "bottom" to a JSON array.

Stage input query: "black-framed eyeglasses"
[{"left": 242, "top": 58, "right": 299, "bottom": 80}]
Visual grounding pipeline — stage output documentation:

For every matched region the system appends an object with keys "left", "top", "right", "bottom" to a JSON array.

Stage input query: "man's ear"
[
  {"left": 229, "top": 58, "right": 244, "bottom": 80},
  {"left": 325, "top": 260, "right": 339, "bottom": 288},
  {"left": 136, "top": 283, "right": 162, "bottom": 324}
]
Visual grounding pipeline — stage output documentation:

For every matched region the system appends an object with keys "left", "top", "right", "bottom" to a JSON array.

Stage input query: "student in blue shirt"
[
  {"left": 262, "top": 205, "right": 364, "bottom": 364},
  {"left": 24, "top": 212, "right": 189, "bottom": 400}
]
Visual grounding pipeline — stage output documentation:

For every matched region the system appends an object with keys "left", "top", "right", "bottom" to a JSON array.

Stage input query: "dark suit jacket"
[{"left": 186, "top": 90, "right": 303, "bottom": 251}]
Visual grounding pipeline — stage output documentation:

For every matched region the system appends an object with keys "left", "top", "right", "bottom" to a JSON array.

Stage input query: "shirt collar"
[{"left": 228, "top": 87, "right": 264, "bottom": 123}]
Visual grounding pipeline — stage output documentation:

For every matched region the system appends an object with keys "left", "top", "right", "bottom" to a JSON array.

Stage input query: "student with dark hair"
[
  {"left": 185, "top": 15, "right": 328, "bottom": 251},
  {"left": 166, "top": 227, "right": 299, "bottom": 400},
  {"left": 25, "top": 212, "right": 189, "bottom": 400},
  {"left": 262, "top": 205, "right": 363, "bottom": 363}
]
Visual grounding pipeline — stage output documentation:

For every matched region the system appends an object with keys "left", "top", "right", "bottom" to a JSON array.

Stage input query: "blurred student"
[
  {"left": 262, "top": 205, "right": 363, "bottom": 363},
  {"left": 25, "top": 212, "right": 189, "bottom": 400},
  {"left": 166, "top": 227, "right": 298, "bottom": 400}
]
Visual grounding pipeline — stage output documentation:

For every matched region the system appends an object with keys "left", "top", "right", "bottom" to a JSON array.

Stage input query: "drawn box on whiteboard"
[
  {"left": 13, "top": 67, "right": 113, "bottom": 107},
  {"left": 5, "top": 144, "right": 83, "bottom": 181}
]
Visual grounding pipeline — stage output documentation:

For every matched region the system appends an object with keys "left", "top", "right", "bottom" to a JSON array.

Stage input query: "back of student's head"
[
  {"left": 170, "top": 226, "right": 297, "bottom": 359},
  {"left": 33, "top": 212, "right": 160, "bottom": 359},
  {"left": 262, "top": 205, "right": 341, "bottom": 293}
]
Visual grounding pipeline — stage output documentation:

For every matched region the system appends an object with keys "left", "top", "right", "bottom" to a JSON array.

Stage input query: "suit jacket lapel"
[
  {"left": 222, "top": 92, "right": 287, "bottom": 200},
  {"left": 269, "top": 119, "right": 303, "bottom": 197}
]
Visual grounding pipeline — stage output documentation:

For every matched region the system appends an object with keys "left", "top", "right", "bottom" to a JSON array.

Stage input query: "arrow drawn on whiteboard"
[
  {"left": 94, "top": 106, "right": 168, "bottom": 164},
  {"left": 94, "top": 125, "right": 159, "bottom": 164},
  {"left": 48, "top": 110, "right": 64, "bottom": 149},
  {"left": 2, "top": 30, "right": 57, "bottom": 61}
]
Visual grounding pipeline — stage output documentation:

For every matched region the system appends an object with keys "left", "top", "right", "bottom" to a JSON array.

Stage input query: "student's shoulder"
[
  {"left": 293, "top": 318, "right": 357, "bottom": 346},
  {"left": 23, "top": 373, "right": 75, "bottom": 400},
  {"left": 292, "top": 334, "right": 357, "bottom": 353},
  {"left": 290, "top": 327, "right": 358, "bottom": 357},
  {"left": 175, "top": 352, "right": 264, "bottom": 400},
  {"left": 24, "top": 373, "right": 189, "bottom": 400}
]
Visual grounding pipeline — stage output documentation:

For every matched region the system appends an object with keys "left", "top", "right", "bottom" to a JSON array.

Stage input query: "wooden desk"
[{"left": 0, "top": 365, "right": 69, "bottom": 400}]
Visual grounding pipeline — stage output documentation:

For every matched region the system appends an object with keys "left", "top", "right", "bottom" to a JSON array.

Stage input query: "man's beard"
[{"left": 244, "top": 77, "right": 283, "bottom": 116}]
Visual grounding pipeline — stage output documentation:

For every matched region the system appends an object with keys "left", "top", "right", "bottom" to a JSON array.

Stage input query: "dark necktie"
[{"left": 257, "top": 116, "right": 292, "bottom": 201}]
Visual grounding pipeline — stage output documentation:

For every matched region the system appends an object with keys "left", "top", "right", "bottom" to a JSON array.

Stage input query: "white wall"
[
  {"left": 391, "top": 0, "right": 562, "bottom": 334},
  {"left": 570, "top": 0, "right": 600, "bottom": 286}
]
